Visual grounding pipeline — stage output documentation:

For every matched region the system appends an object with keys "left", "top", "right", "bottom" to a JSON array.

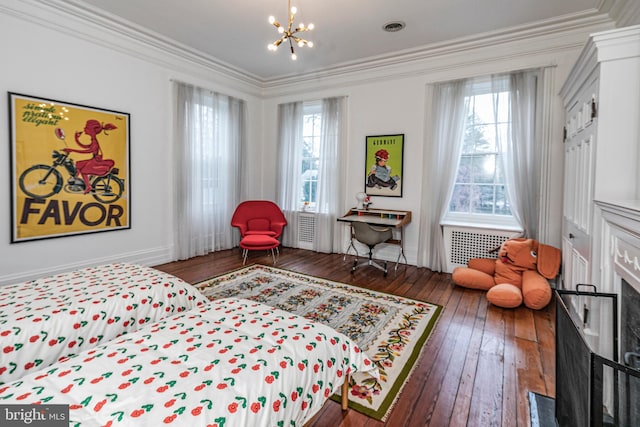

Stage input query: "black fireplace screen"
[
  {"left": 593, "top": 354, "right": 640, "bottom": 426},
  {"left": 555, "top": 287, "right": 620, "bottom": 427},
  {"left": 556, "top": 294, "right": 591, "bottom": 427}
]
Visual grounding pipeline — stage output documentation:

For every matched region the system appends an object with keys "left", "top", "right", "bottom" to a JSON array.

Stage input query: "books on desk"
[{"left": 337, "top": 208, "right": 412, "bottom": 227}]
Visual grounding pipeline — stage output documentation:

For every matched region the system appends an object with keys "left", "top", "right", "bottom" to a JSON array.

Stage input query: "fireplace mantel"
[
  {"left": 597, "top": 200, "right": 640, "bottom": 238},
  {"left": 595, "top": 199, "right": 640, "bottom": 294}
]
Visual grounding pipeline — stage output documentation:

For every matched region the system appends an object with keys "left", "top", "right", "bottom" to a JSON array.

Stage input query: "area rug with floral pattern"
[{"left": 194, "top": 264, "right": 442, "bottom": 421}]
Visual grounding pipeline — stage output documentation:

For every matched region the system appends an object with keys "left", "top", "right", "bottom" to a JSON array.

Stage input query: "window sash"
[
  {"left": 300, "top": 104, "right": 322, "bottom": 209},
  {"left": 447, "top": 81, "right": 514, "bottom": 221}
]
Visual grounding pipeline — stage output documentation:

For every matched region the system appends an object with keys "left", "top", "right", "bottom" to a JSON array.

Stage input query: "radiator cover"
[
  {"left": 443, "top": 226, "right": 518, "bottom": 273},
  {"left": 297, "top": 213, "right": 316, "bottom": 250}
]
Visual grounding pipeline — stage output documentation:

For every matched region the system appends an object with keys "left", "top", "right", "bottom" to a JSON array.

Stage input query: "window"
[
  {"left": 300, "top": 101, "right": 321, "bottom": 210},
  {"left": 173, "top": 82, "right": 244, "bottom": 259},
  {"left": 193, "top": 102, "right": 219, "bottom": 208},
  {"left": 447, "top": 78, "right": 518, "bottom": 227}
]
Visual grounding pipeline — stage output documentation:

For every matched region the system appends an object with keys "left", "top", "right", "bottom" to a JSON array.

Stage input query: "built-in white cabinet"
[{"left": 560, "top": 25, "right": 640, "bottom": 291}]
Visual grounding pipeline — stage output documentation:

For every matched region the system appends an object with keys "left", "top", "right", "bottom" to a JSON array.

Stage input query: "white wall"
[
  {"left": 0, "top": 0, "right": 618, "bottom": 284},
  {"left": 0, "top": 1, "right": 262, "bottom": 284},
  {"left": 261, "top": 22, "right": 615, "bottom": 265}
]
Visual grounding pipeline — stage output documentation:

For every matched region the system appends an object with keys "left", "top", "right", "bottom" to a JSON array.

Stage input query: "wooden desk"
[{"left": 337, "top": 208, "right": 412, "bottom": 268}]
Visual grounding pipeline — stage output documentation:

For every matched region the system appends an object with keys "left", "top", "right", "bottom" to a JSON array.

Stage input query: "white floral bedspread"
[
  {"left": 0, "top": 298, "right": 378, "bottom": 427},
  {"left": 0, "top": 263, "right": 207, "bottom": 384}
]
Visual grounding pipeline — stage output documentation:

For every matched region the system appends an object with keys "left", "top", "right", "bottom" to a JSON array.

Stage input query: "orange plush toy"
[{"left": 451, "top": 238, "right": 561, "bottom": 309}]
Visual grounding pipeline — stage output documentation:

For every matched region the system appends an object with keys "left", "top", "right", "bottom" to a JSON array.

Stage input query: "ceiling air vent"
[{"left": 383, "top": 21, "right": 406, "bottom": 33}]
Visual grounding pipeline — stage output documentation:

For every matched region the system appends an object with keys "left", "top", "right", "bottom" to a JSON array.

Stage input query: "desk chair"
[{"left": 350, "top": 221, "right": 393, "bottom": 276}]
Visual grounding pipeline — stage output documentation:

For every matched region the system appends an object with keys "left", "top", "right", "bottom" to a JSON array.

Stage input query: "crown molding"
[
  {"left": 260, "top": 11, "right": 614, "bottom": 92},
  {"left": 607, "top": 0, "right": 640, "bottom": 27},
  {"left": 262, "top": 13, "right": 615, "bottom": 97},
  {"left": 1, "top": 0, "right": 620, "bottom": 96},
  {"left": 559, "top": 24, "right": 640, "bottom": 104},
  {"left": 2, "top": 0, "right": 264, "bottom": 96}
]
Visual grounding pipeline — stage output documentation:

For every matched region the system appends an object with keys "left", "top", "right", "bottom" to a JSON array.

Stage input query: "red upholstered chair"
[{"left": 231, "top": 200, "right": 287, "bottom": 265}]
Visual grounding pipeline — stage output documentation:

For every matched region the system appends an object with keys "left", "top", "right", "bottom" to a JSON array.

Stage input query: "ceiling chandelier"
[{"left": 267, "top": 0, "right": 314, "bottom": 60}]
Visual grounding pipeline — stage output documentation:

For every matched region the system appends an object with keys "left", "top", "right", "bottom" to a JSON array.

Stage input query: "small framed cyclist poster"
[{"left": 9, "top": 92, "right": 131, "bottom": 243}]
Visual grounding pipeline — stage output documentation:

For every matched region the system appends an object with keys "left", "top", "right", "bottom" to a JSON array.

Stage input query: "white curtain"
[
  {"left": 500, "top": 70, "right": 543, "bottom": 239},
  {"left": 417, "top": 69, "right": 547, "bottom": 270},
  {"left": 314, "top": 96, "right": 347, "bottom": 253},
  {"left": 417, "top": 80, "right": 469, "bottom": 271},
  {"left": 536, "top": 67, "right": 555, "bottom": 244},
  {"left": 275, "top": 102, "right": 303, "bottom": 247},
  {"left": 276, "top": 97, "right": 347, "bottom": 252},
  {"left": 173, "top": 81, "right": 246, "bottom": 260}
]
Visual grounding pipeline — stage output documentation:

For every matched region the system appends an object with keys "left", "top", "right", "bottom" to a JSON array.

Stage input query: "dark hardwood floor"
[{"left": 154, "top": 247, "right": 555, "bottom": 427}]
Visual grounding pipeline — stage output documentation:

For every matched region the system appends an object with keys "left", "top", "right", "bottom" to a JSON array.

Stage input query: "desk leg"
[
  {"left": 395, "top": 227, "right": 408, "bottom": 270},
  {"left": 343, "top": 224, "right": 359, "bottom": 260}
]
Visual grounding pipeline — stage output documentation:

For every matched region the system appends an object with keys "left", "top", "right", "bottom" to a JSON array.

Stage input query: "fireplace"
[
  {"left": 597, "top": 201, "right": 640, "bottom": 365},
  {"left": 622, "top": 279, "right": 640, "bottom": 370},
  {"left": 555, "top": 285, "right": 640, "bottom": 427},
  {"left": 553, "top": 201, "right": 640, "bottom": 426},
  {"left": 619, "top": 278, "right": 640, "bottom": 426}
]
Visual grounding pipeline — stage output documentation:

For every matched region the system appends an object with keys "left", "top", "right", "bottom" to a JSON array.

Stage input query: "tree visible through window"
[
  {"left": 301, "top": 102, "right": 321, "bottom": 209},
  {"left": 449, "top": 86, "right": 512, "bottom": 217}
]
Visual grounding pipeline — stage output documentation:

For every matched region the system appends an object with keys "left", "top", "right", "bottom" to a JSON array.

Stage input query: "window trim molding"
[
  {"left": 299, "top": 100, "right": 322, "bottom": 212},
  {"left": 447, "top": 76, "right": 515, "bottom": 222},
  {"left": 442, "top": 212, "right": 522, "bottom": 232}
]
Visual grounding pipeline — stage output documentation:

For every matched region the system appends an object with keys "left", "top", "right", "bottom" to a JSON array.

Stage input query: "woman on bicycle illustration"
[{"left": 63, "top": 119, "right": 116, "bottom": 193}]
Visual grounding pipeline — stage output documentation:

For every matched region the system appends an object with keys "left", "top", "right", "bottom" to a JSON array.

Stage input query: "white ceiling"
[{"left": 67, "top": 0, "right": 604, "bottom": 81}]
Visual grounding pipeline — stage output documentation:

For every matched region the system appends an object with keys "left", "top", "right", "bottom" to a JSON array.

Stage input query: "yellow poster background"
[{"left": 11, "top": 94, "right": 130, "bottom": 242}]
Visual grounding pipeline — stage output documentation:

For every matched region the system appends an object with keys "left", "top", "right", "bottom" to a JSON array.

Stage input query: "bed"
[
  {"left": 0, "top": 263, "right": 208, "bottom": 384},
  {"left": 0, "top": 297, "right": 377, "bottom": 426}
]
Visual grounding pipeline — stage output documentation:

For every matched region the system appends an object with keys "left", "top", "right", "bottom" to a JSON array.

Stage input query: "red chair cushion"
[
  {"left": 246, "top": 230, "right": 277, "bottom": 237},
  {"left": 240, "top": 235, "right": 280, "bottom": 250},
  {"left": 247, "top": 218, "right": 272, "bottom": 233}
]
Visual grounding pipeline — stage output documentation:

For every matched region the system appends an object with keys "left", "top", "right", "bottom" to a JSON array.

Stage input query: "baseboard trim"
[{"left": 0, "top": 246, "right": 174, "bottom": 286}]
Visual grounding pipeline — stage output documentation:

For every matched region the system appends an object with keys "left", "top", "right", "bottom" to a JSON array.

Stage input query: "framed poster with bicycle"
[{"left": 9, "top": 93, "right": 130, "bottom": 242}]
